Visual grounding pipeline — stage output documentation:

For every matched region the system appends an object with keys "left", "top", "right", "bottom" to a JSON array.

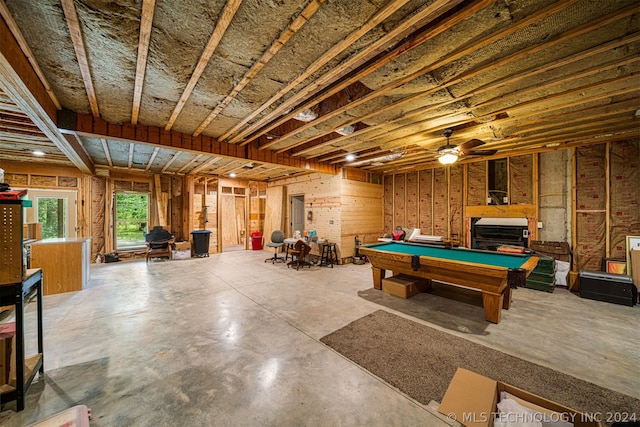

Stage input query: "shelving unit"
[{"left": 0, "top": 199, "right": 44, "bottom": 411}]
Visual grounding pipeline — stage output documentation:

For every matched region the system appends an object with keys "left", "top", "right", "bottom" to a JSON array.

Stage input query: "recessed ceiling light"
[
  {"left": 336, "top": 125, "right": 355, "bottom": 135},
  {"left": 32, "top": 150, "right": 45, "bottom": 156},
  {"left": 229, "top": 172, "right": 237, "bottom": 178},
  {"left": 345, "top": 154, "right": 356, "bottom": 162},
  {"left": 293, "top": 109, "right": 318, "bottom": 122}
]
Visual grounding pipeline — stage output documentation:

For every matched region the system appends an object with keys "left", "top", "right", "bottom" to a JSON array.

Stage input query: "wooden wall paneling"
[
  {"left": 264, "top": 185, "right": 285, "bottom": 248},
  {"left": 418, "top": 169, "right": 433, "bottom": 235},
  {"left": 393, "top": 173, "right": 406, "bottom": 228},
  {"left": 405, "top": 171, "right": 418, "bottom": 228},
  {"left": 221, "top": 195, "right": 238, "bottom": 245},
  {"left": 574, "top": 144, "right": 607, "bottom": 271},
  {"left": 433, "top": 168, "right": 448, "bottom": 237},
  {"left": 281, "top": 173, "right": 342, "bottom": 244},
  {"left": 215, "top": 180, "right": 222, "bottom": 253},
  {"left": 340, "top": 179, "right": 383, "bottom": 258},
  {"left": 193, "top": 193, "right": 204, "bottom": 230},
  {"left": 383, "top": 175, "right": 393, "bottom": 232},
  {"left": 609, "top": 140, "right": 640, "bottom": 259}
]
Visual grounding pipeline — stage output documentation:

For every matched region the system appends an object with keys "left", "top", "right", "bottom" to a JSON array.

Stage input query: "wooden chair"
[
  {"left": 287, "top": 239, "right": 312, "bottom": 270},
  {"left": 145, "top": 226, "right": 175, "bottom": 262}
]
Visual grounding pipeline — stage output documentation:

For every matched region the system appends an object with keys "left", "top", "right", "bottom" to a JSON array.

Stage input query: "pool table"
[{"left": 358, "top": 242, "right": 538, "bottom": 323}]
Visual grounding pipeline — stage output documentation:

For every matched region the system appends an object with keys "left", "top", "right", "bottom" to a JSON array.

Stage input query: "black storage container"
[
  {"left": 579, "top": 270, "right": 636, "bottom": 306},
  {"left": 191, "top": 230, "right": 211, "bottom": 257}
]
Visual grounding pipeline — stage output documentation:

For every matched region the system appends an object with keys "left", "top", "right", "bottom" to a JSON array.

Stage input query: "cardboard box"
[
  {"left": 173, "top": 241, "right": 191, "bottom": 251},
  {"left": 438, "top": 368, "right": 601, "bottom": 427},
  {"left": 171, "top": 250, "right": 191, "bottom": 260},
  {"left": 382, "top": 275, "right": 429, "bottom": 298},
  {"left": 29, "top": 404, "right": 91, "bottom": 427},
  {"left": 0, "top": 322, "right": 15, "bottom": 385}
]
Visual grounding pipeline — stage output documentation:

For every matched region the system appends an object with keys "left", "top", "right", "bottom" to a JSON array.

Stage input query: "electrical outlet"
[
  {"left": 503, "top": 196, "right": 509, "bottom": 204},
  {"left": 538, "top": 221, "right": 543, "bottom": 229}
]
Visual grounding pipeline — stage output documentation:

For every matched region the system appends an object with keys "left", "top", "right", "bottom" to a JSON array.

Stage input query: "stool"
[{"left": 319, "top": 242, "right": 337, "bottom": 268}]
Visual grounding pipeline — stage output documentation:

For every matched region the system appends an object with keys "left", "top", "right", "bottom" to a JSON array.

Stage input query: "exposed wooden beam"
[
  {"left": 161, "top": 151, "right": 180, "bottom": 174},
  {"left": 229, "top": 0, "right": 469, "bottom": 146},
  {"left": 191, "top": 156, "right": 222, "bottom": 174},
  {"left": 193, "top": 0, "right": 326, "bottom": 136},
  {"left": 0, "top": 14, "right": 94, "bottom": 174},
  {"left": 164, "top": 0, "right": 243, "bottom": 131},
  {"left": 296, "top": 28, "right": 640, "bottom": 159},
  {"left": 131, "top": 0, "right": 156, "bottom": 125},
  {"left": 61, "top": 111, "right": 337, "bottom": 174},
  {"left": 145, "top": 146, "right": 159, "bottom": 172},
  {"left": 177, "top": 154, "right": 204, "bottom": 174},
  {"left": 255, "top": 0, "right": 581, "bottom": 151},
  {"left": 101, "top": 138, "right": 113, "bottom": 167},
  {"left": 60, "top": 0, "right": 100, "bottom": 117},
  {"left": 127, "top": 142, "right": 134, "bottom": 168},
  {"left": 0, "top": 0, "right": 61, "bottom": 109}
]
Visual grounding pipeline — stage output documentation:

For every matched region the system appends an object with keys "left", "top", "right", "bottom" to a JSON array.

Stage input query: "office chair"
[{"left": 265, "top": 230, "right": 286, "bottom": 264}]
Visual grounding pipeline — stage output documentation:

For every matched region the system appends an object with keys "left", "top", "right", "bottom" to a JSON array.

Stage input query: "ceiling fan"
[{"left": 437, "top": 128, "right": 497, "bottom": 164}]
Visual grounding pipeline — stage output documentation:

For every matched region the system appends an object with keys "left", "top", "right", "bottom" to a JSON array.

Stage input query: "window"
[
  {"left": 37, "top": 197, "right": 68, "bottom": 239},
  {"left": 25, "top": 189, "right": 77, "bottom": 239},
  {"left": 114, "top": 192, "right": 149, "bottom": 250}
]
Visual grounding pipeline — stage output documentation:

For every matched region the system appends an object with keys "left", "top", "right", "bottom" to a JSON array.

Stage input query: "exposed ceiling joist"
[{"left": 60, "top": 0, "right": 99, "bottom": 117}]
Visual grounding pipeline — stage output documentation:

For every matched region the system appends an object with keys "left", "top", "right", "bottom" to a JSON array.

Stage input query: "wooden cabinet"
[
  {"left": 30, "top": 238, "right": 91, "bottom": 295},
  {"left": 0, "top": 200, "right": 44, "bottom": 411}
]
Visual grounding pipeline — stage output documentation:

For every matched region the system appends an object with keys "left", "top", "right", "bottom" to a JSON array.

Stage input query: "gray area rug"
[
  {"left": 357, "top": 283, "right": 491, "bottom": 335},
  {"left": 320, "top": 310, "right": 640, "bottom": 417}
]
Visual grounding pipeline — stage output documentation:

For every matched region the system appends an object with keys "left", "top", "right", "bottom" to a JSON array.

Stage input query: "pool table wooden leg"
[
  {"left": 502, "top": 286, "right": 512, "bottom": 309},
  {"left": 371, "top": 267, "right": 385, "bottom": 289},
  {"left": 482, "top": 292, "right": 503, "bottom": 323}
]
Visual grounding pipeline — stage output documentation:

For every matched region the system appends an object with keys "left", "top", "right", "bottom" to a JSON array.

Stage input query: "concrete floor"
[{"left": 1, "top": 249, "right": 638, "bottom": 426}]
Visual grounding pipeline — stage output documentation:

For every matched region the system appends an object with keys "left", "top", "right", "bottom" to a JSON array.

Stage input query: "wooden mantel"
[{"left": 465, "top": 204, "right": 537, "bottom": 219}]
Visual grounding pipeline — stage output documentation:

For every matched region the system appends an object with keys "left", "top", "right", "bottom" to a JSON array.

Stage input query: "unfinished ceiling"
[{"left": 0, "top": 0, "right": 638, "bottom": 179}]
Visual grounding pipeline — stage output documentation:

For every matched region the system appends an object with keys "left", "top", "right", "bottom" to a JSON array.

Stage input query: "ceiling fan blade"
[
  {"left": 464, "top": 149, "right": 498, "bottom": 157},
  {"left": 458, "top": 138, "right": 485, "bottom": 152}
]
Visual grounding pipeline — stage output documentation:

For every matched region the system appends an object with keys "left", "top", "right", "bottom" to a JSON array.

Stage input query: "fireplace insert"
[{"left": 471, "top": 217, "right": 529, "bottom": 251}]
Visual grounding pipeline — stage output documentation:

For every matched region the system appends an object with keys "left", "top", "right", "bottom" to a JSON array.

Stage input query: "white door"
[
  {"left": 291, "top": 195, "right": 305, "bottom": 236},
  {"left": 25, "top": 189, "right": 78, "bottom": 239}
]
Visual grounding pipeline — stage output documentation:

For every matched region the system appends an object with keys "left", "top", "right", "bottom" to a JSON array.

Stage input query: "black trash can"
[{"left": 191, "top": 230, "right": 211, "bottom": 257}]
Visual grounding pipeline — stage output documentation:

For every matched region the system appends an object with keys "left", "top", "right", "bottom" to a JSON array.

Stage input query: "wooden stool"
[{"left": 319, "top": 242, "right": 338, "bottom": 268}]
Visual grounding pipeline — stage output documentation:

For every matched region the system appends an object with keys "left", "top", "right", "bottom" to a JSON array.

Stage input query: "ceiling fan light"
[{"left": 438, "top": 152, "right": 458, "bottom": 165}]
